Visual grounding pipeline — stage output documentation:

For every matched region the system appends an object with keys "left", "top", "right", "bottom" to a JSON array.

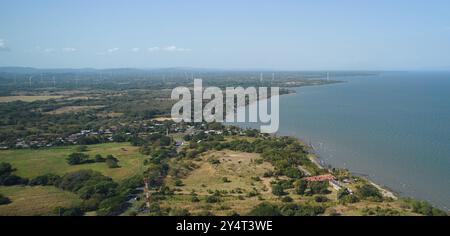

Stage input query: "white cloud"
[
  {"left": 131, "top": 47, "right": 140, "bottom": 52},
  {"left": 147, "top": 45, "right": 191, "bottom": 52},
  {"left": 44, "top": 48, "right": 55, "bottom": 53},
  {"left": 0, "top": 39, "right": 9, "bottom": 51},
  {"left": 107, "top": 48, "right": 119, "bottom": 53},
  {"left": 62, "top": 47, "right": 77, "bottom": 52},
  {"left": 148, "top": 47, "right": 160, "bottom": 52},
  {"left": 162, "top": 45, "right": 191, "bottom": 52},
  {"left": 35, "top": 46, "right": 55, "bottom": 53}
]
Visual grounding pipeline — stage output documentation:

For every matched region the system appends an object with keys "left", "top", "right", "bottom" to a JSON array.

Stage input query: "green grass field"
[
  {"left": 0, "top": 95, "right": 63, "bottom": 103},
  {"left": 0, "top": 186, "right": 82, "bottom": 216},
  {"left": 0, "top": 143, "right": 147, "bottom": 182}
]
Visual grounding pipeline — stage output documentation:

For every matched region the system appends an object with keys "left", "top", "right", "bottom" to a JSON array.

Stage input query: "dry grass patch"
[
  {"left": 0, "top": 186, "right": 81, "bottom": 216},
  {"left": 0, "top": 95, "right": 63, "bottom": 103},
  {"left": 45, "top": 105, "right": 105, "bottom": 114},
  {"left": 177, "top": 150, "right": 274, "bottom": 195}
]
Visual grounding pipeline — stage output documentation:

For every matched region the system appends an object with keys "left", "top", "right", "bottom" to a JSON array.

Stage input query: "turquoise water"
[{"left": 238, "top": 72, "right": 450, "bottom": 210}]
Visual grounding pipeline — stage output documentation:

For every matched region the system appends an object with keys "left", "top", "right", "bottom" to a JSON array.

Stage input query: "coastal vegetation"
[{"left": 0, "top": 68, "right": 446, "bottom": 216}]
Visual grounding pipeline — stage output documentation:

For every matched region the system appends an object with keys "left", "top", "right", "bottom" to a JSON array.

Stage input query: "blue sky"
[{"left": 1, "top": 0, "right": 450, "bottom": 70}]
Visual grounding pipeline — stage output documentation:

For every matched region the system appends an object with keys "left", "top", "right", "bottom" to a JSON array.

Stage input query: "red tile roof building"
[{"left": 304, "top": 174, "right": 336, "bottom": 182}]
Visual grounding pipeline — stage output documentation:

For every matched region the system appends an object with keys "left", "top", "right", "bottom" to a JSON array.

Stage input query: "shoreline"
[
  {"left": 297, "top": 135, "right": 399, "bottom": 200},
  {"left": 234, "top": 81, "right": 396, "bottom": 201}
]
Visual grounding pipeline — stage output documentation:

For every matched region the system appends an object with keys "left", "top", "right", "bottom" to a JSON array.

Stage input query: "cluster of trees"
[
  {"left": 0, "top": 194, "right": 11, "bottom": 205},
  {"left": 271, "top": 179, "right": 294, "bottom": 196},
  {"left": 29, "top": 173, "right": 61, "bottom": 186},
  {"left": 181, "top": 135, "right": 322, "bottom": 181},
  {"left": 0, "top": 162, "right": 142, "bottom": 215},
  {"left": 0, "top": 99, "right": 104, "bottom": 148},
  {"left": 356, "top": 184, "right": 383, "bottom": 202},
  {"left": 44, "top": 170, "right": 141, "bottom": 216},
  {"left": 248, "top": 202, "right": 326, "bottom": 216},
  {"left": 361, "top": 207, "right": 402, "bottom": 216},
  {"left": 0, "top": 77, "right": 178, "bottom": 149},
  {"left": 337, "top": 188, "right": 360, "bottom": 204},
  {"left": 337, "top": 184, "right": 383, "bottom": 204},
  {"left": 145, "top": 163, "right": 169, "bottom": 189},
  {"left": 271, "top": 179, "right": 330, "bottom": 197},
  {"left": 132, "top": 133, "right": 172, "bottom": 147},
  {"left": 66, "top": 153, "right": 120, "bottom": 168},
  {"left": 299, "top": 180, "right": 330, "bottom": 195},
  {"left": 184, "top": 131, "right": 224, "bottom": 143},
  {"left": 0, "top": 162, "right": 28, "bottom": 186},
  {"left": 405, "top": 199, "right": 447, "bottom": 216}
]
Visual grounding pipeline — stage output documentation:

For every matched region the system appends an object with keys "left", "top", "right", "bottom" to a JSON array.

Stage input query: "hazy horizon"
[{"left": 1, "top": 66, "right": 450, "bottom": 73}]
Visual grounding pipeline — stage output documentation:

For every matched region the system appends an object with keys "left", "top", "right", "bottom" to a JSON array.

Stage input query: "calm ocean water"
[{"left": 237, "top": 71, "right": 450, "bottom": 210}]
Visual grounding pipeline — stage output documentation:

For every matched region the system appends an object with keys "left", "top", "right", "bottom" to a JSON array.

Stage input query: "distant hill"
[{"left": 0, "top": 67, "right": 223, "bottom": 74}]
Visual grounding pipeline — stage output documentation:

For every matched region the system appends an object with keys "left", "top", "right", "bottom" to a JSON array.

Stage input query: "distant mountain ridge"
[{"left": 0, "top": 66, "right": 226, "bottom": 74}]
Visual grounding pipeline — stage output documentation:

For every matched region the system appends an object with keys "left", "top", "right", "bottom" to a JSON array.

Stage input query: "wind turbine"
[
  {"left": 75, "top": 75, "right": 79, "bottom": 88},
  {"left": 28, "top": 76, "right": 33, "bottom": 88}
]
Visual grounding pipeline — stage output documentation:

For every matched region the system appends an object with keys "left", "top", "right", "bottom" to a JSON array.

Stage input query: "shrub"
[
  {"left": 0, "top": 194, "right": 11, "bottom": 205},
  {"left": 247, "top": 203, "right": 281, "bottom": 216},
  {"left": 106, "top": 159, "right": 119, "bottom": 168},
  {"left": 280, "top": 203, "right": 326, "bottom": 216},
  {"left": 272, "top": 184, "right": 287, "bottom": 196},
  {"left": 0, "top": 162, "right": 14, "bottom": 176},
  {"left": 314, "top": 195, "right": 329, "bottom": 203},
  {"left": 0, "top": 162, "right": 28, "bottom": 186},
  {"left": 356, "top": 184, "right": 382, "bottom": 201},
  {"left": 281, "top": 196, "right": 294, "bottom": 203},
  {"left": 222, "top": 177, "right": 231, "bottom": 183},
  {"left": 169, "top": 208, "right": 190, "bottom": 216},
  {"left": 105, "top": 155, "right": 120, "bottom": 168},
  {"left": 96, "top": 195, "right": 129, "bottom": 216},
  {"left": 294, "top": 179, "right": 308, "bottom": 195},
  {"left": 205, "top": 195, "right": 221, "bottom": 203},
  {"left": 409, "top": 200, "right": 447, "bottom": 216},
  {"left": 208, "top": 159, "right": 220, "bottom": 165},
  {"left": 263, "top": 171, "right": 274, "bottom": 178},
  {"left": 308, "top": 181, "right": 330, "bottom": 195},
  {"left": 54, "top": 207, "right": 84, "bottom": 216},
  {"left": 362, "top": 207, "right": 401, "bottom": 216},
  {"left": 29, "top": 174, "right": 61, "bottom": 186},
  {"left": 174, "top": 179, "right": 184, "bottom": 187},
  {"left": 191, "top": 195, "right": 200, "bottom": 202},
  {"left": 1, "top": 174, "right": 28, "bottom": 186},
  {"left": 94, "top": 154, "right": 106, "bottom": 163},
  {"left": 66, "top": 153, "right": 90, "bottom": 165},
  {"left": 195, "top": 210, "right": 214, "bottom": 216},
  {"left": 246, "top": 190, "right": 259, "bottom": 198},
  {"left": 337, "top": 188, "right": 360, "bottom": 203},
  {"left": 283, "top": 166, "right": 303, "bottom": 179}
]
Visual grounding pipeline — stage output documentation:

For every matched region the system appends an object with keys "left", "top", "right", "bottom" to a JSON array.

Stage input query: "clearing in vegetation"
[
  {"left": 0, "top": 143, "right": 146, "bottom": 182},
  {"left": 0, "top": 185, "right": 81, "bottom": 216},
  {"left": 0, "top": 95, "right": 63, "bottom": 103}
]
